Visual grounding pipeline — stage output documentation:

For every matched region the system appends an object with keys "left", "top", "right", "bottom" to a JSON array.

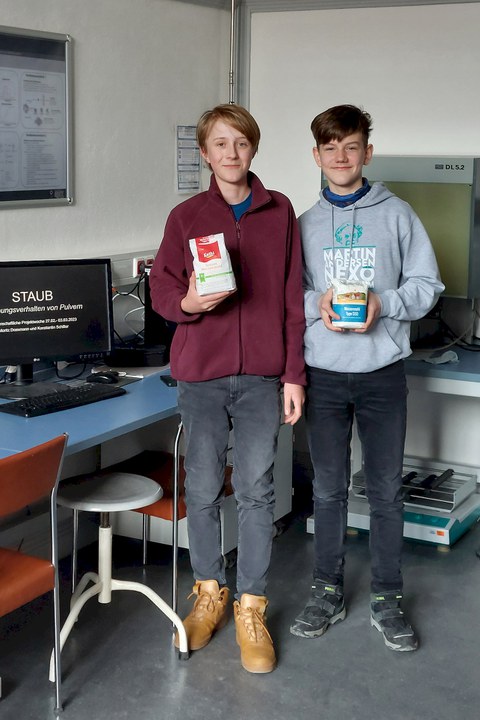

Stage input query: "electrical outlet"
[
  {"left": 110, "top": 250, "right": 157, "bottom": 286},
  {"left": 133, "top": 257, "right": 146, "bottom": 277},
  {"left": 132, "top": 255, "right": 155, "bottom": 277}
]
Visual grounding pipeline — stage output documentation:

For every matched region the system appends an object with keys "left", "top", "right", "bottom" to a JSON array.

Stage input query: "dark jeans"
[
  {"left": 306, "top": 361, "right": 407, "bottom": 593},
  {"left": 178, "top": 375, "right": 281, "bottom": 597}
]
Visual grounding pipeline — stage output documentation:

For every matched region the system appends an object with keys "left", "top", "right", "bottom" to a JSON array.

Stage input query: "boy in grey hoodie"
[{"left": 290, "top": 105, "right": 444, "bottom": 651}]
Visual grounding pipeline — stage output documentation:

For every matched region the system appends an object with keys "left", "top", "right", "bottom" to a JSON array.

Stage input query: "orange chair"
[
  {"left": 132, "top": 453, "right": 233, "bottom": 558},
  {"left": 0, "top": 434, "right": 68, "bottom": 712}
]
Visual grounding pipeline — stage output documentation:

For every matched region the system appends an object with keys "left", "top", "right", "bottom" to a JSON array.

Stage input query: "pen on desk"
[{"left": 123, "top": 374, "right": 144, "bottom": 379}]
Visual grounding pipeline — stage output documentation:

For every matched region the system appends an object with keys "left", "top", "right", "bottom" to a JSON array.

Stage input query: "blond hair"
[{"left": 196, "top": 103, "right": 260, "bottom": 154}]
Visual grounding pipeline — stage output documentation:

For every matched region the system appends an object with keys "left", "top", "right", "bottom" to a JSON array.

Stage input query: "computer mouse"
[{"left": 85, "top": 371, "right": 119, "bottom": 384}]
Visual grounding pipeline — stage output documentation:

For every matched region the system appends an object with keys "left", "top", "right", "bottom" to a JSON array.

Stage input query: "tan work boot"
[
  {"left": 234, "top": 593, "right": 276, "bottom": 673},
  {"left": 175, "top": 579, "right": 229, "bottom": 651}
]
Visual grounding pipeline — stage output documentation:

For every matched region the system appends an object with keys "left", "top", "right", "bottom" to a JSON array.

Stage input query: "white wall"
[
  {"left": 250, "top": 3, "right": 480, "bottom": 216},
  {"left": 250, "top": 3, "right": 480, "bottom": 473},
  {"left": 0, "top": 0, "right": 230, "bottom": 261}
]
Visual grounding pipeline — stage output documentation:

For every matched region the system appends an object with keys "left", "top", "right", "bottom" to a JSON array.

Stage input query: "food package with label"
[
  {"left": 331, "top": 278, "right": 368, "bottom": 328},
  {"left": 189, "top": 233, "right": 236, "bottom": 296}
]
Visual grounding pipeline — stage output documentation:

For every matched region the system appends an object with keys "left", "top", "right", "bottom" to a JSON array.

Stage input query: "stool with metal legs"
[
  {"left": 49, "top": 471, "right": 188, "bottom": 685},
  {"left": 68, "top": 423, "right": 185, "bottom": 612}
]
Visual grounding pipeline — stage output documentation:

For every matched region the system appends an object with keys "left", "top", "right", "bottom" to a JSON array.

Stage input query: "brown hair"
[
  {"left": 311, "top": 104, "right": 373, "bottom": 147},
  {"left": 196, "top": 103, "right": 261, "bottom": 154}
]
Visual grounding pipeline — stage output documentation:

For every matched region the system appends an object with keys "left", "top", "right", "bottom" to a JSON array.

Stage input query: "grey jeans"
[{"left": 177, "top": 375, "right": 282, "bottom": 597}]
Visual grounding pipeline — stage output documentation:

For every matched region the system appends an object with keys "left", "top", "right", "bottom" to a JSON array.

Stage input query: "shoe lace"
[
  {"left": 188, "top": 589, "right": 216, "bottom": 619},
  {"left": 188, "top": 587, "right": 226, "bottom": 620},
  {"left": 239, "top": 606, "right": 271, "bottom": 642}
]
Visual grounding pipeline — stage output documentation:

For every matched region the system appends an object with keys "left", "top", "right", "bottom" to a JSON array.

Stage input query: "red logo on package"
[{"left": 195, "top": 236, "right": 220, "bottom": 263}]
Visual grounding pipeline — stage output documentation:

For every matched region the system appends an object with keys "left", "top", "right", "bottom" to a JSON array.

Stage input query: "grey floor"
[{"left": 2, "top": 485, "right": 480, "bottom": 720}]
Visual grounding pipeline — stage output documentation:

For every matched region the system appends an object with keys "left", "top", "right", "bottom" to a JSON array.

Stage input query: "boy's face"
[
  {"left": 200, "top": 120, "right": 255, "bottom": 190},
  {"left": 313, "top": 131, "right": 373, "bottom": 196}
]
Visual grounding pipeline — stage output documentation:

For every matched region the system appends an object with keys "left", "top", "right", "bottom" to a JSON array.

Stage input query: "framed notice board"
[{"left": 0, "top": 25, "right": 73, "bottom": 208}]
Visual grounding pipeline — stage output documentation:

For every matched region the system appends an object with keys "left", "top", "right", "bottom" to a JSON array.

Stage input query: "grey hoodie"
[{"left": 300, "top": 181, "right": 444, "bottom": 373}]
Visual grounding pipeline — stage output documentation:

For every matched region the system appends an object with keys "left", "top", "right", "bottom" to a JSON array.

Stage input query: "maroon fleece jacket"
[{"left": 149, "top": 172, "right": 305, "bottom": 385}]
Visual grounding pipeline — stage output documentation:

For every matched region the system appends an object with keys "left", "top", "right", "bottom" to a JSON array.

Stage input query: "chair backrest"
[
  {"left": 0, "top": 434, "right": 68, "bottom": 520},
  {"left": 0, "top": 434, "right": 68, "bottom": 711}
]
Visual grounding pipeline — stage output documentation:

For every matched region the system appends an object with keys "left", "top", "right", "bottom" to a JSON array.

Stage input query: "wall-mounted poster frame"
[{"left": 0, "top": 25, "right": 73, "bottom": 209}]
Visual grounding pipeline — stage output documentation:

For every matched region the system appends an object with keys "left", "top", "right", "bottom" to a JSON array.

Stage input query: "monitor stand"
[{"left": 0, "top": 363, "right": 62, "bottom": 400}]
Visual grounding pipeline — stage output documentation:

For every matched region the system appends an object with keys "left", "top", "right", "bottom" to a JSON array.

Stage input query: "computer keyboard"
[{"left": 0, "top": 382, "right": 127, "bottom": 417}]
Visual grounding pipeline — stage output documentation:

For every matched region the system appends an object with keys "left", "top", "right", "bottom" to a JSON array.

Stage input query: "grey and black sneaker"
[
  {"left": 370, "top": 591, "right": 418, "bottom": 652},
  {"left": 290, "top": 581, "right": 346, "bottom": 638}
]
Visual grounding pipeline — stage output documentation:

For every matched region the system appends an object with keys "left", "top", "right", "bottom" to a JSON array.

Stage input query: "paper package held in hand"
[
  {"left": 189, "top": 233, "right": 236, "bottom": 296},
  {"left": 331, "top": 279, "right": 368, "bottom": 328}
]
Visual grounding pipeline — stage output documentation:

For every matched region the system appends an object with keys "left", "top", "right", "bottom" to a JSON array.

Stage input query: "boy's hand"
[
  {"left": 318, "top": 287, "right": 344, "bottom": 333},
  {"left": 283, "top": 383, "right": 305, "bottom": 425},
  {"left": 352, "top": 290, "right": 381, "bottom": 333},
  {"left": 181, "top": 271, "right": 236, "bottom": 314}
]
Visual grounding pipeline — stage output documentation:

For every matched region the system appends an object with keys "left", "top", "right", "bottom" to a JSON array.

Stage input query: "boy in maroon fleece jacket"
[{"left": 150, "top": 104, "right": 305, "bottom": 673}]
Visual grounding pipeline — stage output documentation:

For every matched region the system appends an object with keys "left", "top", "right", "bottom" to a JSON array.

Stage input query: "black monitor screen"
[{"left": 0, "top": 258, "right": 114, "bottom": 366}]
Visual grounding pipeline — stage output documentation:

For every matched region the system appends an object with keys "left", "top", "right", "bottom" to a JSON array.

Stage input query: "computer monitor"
[{"left": 0, "top": 258, "right": 114, "bottom": 398}]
